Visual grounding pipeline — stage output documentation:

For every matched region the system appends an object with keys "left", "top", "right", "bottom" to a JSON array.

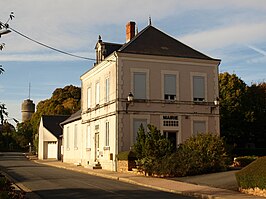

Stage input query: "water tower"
[
  {"left": 21, "top": 83, "right": 35, "bottom": 122},
  {"left": 21, "top": 99, "right": 35, "bottom": 122}
]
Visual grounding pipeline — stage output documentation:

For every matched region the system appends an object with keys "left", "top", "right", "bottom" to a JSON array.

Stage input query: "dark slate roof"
[
  {"left": 103, "top": 42, "right": 123, "bottom": 58},
  {"left": 118, "top": 25, "right": 219, "bottom": 61},
  {"left": 42, "top": 115, "right": 70, "bottom": 138},
  {"left": 60, "top": 110, "right": 81, "bottom": 126}
]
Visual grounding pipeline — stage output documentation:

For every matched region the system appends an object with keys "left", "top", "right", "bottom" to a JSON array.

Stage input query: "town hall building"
[{"left": 61, "top": 21, "right": 221, "bottom": 171}]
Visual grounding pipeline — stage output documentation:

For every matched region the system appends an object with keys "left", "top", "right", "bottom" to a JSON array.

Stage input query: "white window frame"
[
  {"left": 191, "top": 72, "right": 207, "bottom": 102},
  {"left": 131, "top": 68, "right": 150, "bottom": 100},
  {"left": 161, "top": 70, "right": 179, "bottom": 101}
]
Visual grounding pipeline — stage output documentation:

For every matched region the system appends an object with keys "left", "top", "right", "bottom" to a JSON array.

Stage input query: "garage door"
[{"left": 47, "top": 142, "right": 57, "bottom": 159}]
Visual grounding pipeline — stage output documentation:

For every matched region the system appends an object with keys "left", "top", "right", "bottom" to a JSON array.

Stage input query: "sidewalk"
[{"left": 32, "top": 158, "right": 264, "bottom": 199}]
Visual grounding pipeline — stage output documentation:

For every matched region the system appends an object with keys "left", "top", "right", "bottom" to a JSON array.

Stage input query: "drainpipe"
[{"left": 114, "top": 52, "right": 119, "bottom": 172}]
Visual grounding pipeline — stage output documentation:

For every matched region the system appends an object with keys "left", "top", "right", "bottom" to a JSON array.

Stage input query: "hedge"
[
  {"left": 235, "top": 156, "right": 266, "bottom": 189},
  {"left": 133, "top": 130, "right": 228, "bottom": 177},
  {"left": 233, "top": 156, "right": 257, "bottom": 167},
  {"left": 116, "top": 151, "right": 136, "bottom": 160}
]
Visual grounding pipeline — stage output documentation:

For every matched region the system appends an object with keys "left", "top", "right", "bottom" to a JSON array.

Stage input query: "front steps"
[
  {"left": 85, "top": 161, "right": 102, "bottom": 169},
  {"left": 92, "top": 162, "right": 102, "bottom": 169}
]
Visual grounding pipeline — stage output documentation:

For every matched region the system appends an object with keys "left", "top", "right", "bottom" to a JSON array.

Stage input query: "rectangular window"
[
  {"left": 164, "top": 74, "right": 176, "bottom": 100},
  {"left": 193, "top": 121, "right": 206, "bottom": 135},
  {"left": 105, "top": 121, "right": 109, "bottom": 146},
  {"left": 86, "top": 126, "right": 91, "bottom": 148},
  {"left": 74, "top": 124, "right": 78, "bottom": 149},
  {"left": 134, "top": 72, "right": 146, "bottom": 99},
  {"left": 105, "top": 78, "right": 109, "bottom": 103},
  {"left": 193, "top": 76, "right": 205, "bottom": 101},
  {"left": 133, "top": 119, "right": 147, "bottom": 143},
  {"left": 87, "top": 87, "right": 91, "bottom": 109},
  {"left": 66, "top": 126, "right": 70, "bottom": 149},
  {"left": 95, "top": 82, "right": 100, "bottom": 105}
]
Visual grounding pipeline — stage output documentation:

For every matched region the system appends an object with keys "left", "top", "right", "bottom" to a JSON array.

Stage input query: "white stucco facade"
[
  {"left": 38, "top": 118, "right": 59, "bottom": 160},
  {"left": 61, "top": 23, "right": 220, "bottom": 171}
]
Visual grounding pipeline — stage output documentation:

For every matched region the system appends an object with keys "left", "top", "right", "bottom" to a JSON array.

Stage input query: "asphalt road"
[{"left": 0, "top": 152, "right": 194, "bottom": 199}]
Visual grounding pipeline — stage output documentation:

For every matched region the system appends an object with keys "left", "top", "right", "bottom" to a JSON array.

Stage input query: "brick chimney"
[{"left": 126, "top": 21, "right": 135, "bottom": 42}]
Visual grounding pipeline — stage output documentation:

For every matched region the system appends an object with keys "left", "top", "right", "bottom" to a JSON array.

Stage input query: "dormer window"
[{"left": 96, "top": 35, "right": 103, "bottom": 65}]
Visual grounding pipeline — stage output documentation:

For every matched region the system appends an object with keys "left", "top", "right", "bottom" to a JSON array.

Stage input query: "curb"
[{"left": 0, "top": 170, "right": 41, "bottom": 199}]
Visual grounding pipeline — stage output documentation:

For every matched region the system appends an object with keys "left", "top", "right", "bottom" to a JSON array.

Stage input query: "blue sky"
[{"left": 1, "top": 0, "right": 266, "bottom": 123}]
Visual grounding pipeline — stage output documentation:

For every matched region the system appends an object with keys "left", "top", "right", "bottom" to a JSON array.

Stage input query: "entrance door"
[
  {"left": 164, "top": 131, "right": 177, "bottom": 149},
  {"left": 94, "top": 133, "right": 99, "bottom": 161}
]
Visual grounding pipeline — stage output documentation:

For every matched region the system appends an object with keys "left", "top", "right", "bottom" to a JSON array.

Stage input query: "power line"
[{"left": 8, "top": 26, "right": 96, "bottom": 61}]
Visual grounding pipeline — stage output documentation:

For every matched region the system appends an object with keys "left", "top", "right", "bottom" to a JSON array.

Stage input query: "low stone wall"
[{"left": 117, "top": 160, "right": 136, "bottom": 172}]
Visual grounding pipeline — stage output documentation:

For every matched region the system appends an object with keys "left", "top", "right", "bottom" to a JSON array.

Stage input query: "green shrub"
[
  {"left": 233, "top": 156, "right": 257, "bottom": 167},
  {"left": 235, "top": 156, "right": 266, "bottom": 189},
  {"left": 116, "top": 151, "right": 136, "bottom": 160},
  {"left": 166, "top": 133, "right": 228, "bottom": 176},
  {"left": 134, "top": 126, "right": 227, "bottom": 177},
  {"left": 133, "top": 124, "right": 173, "bottom": 176}
]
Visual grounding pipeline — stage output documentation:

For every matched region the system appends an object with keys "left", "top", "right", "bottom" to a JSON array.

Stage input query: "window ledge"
[{"left": 104, "top": 146, "right": 110, "bottom": 150}]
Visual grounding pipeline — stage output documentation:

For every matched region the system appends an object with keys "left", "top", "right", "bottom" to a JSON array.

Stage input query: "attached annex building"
[
  {"left": 38, "top": 115, "right": 69, "bottom": 160},
  {"left": 61, "top": 21, "right": 221, "bottom": 171}
]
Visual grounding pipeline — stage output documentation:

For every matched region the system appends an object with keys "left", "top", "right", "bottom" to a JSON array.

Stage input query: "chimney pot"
[{"left": 126, "top": 21, "right": 135, "bottom": 42}]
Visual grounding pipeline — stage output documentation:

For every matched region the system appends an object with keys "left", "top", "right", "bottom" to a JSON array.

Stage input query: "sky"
[{"left": 0, "top": 0, "right": 266, "bottom": 124}]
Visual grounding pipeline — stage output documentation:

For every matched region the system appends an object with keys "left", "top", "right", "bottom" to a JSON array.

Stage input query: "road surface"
[{"left": 0, "top": 152, "right": 194, "bottom": 199}]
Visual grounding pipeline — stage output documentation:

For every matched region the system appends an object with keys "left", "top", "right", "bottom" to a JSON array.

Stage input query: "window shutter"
[
  {"left": 96, "top": 82, "right": 100, "bottom": 104},
  {"left": 193, "top": 121, "right": 206, "bottom": 135},
  {"left": 87, "top": 87, "right": 91, "bottom": 109},
  {"left": 193, "top": 76, "right": 205, "bottom": 100},
  {"left": 134, "top": 72, "right": 146, "bottom": 99},
  {"left": 164, "top": 74, "right": 176, "bottom": 95},
  {"left": 105, "top": 78, "right": 109, "bottom": 103},
  {"left": 86, "top": 126, "right": 91, "bottom": 148}
]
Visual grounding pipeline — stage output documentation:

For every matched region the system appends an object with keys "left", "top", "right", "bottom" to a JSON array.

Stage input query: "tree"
[
  {"left": 245, "top": 83, "right": 266, "bottom": 147},
  {"left": 219, "top": 72, "right": 266, "bottom": 154},
  {"left": 29, "top": 85, "right": 81, "bottom": 150},
  {"left": 219, "top": 72, "right": 249, "bottom": 146},
  {"left": 0, "top": 103, "right": 8, "bottom": 125},
  {"left": 0, "top": 121, "right": 16, "bottom": 151},
  {"left": 133, "top": 124, "right": 173, "bottom": 175},
  {"left": 15, "top": 121, "right": 34, "bottom": 149}
]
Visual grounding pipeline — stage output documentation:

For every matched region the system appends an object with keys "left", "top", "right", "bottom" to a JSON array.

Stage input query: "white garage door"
[{"left": 47, "top": 142, "right": 57, "bottom": 159}]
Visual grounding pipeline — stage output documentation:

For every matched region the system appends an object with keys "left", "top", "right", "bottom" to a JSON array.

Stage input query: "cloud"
[
  {"left": 2, "top": 0, "right": 266, "bottom": 61},
  {"left": 179, "top": 23, "right": 266, "bottom": 51},
  {"left": 0, "top": 51, "right": 95, "bottom": 62},
  {"left": 247, "top": 45, "right": 266, "bottom": 56}
]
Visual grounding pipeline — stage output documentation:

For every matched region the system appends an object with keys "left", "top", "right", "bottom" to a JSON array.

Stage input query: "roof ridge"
[{"left": 118, "top": 24, "right": 219, "bottom": 61}]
